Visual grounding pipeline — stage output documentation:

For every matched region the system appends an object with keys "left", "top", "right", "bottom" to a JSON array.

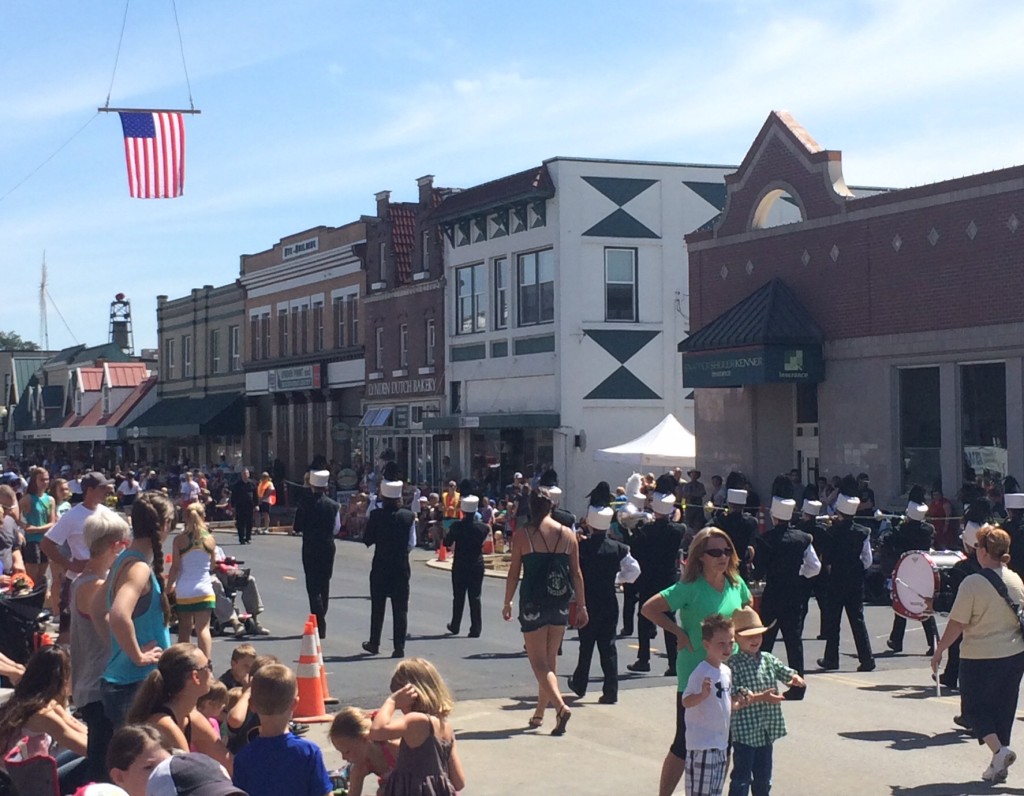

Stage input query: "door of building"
[{"left": 794, "top": 384, "right": 819, "bottom": 486}]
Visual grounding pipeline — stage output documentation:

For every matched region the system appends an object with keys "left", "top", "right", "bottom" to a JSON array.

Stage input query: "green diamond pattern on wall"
[
  {"left": 582, "top": 176, "right": 660, "bottom": 239},
  {"left": 583, "top": 329, "right": 661, "bottom": 399}
]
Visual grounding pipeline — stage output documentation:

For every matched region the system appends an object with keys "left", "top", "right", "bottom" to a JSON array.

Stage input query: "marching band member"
[{"left": 886, "top": 502, "right": 938, "bottom": 655}]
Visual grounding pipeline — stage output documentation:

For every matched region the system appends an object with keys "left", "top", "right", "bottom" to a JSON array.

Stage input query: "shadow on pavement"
[
  {"left": 464, "top": 651, "right": 527, "bottom": 660},
  {"left": 406, "top": 633, "right": 452, "bottom": 641},
  {"left": 455, "top": 727, "right": 530, "bottom": 741},
  {"left": 858, "top": 684, "right": 947, "bottom": 700},
  {"left": 323, "top": 653, "right": 391, "bottom": 663},
  {"left": 839, "top": 729, "right": 968, "bottom": 751},
  {"left": 891, "top": 782, "right": 1024, "bottom": 795},
  {"left": 329, "top": 594, "right": 371, "bottom": 600}
]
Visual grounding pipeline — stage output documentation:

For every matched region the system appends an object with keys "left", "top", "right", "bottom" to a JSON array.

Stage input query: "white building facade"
[{"left": 425, "top": 158, "right": 736, "bottom": 511}]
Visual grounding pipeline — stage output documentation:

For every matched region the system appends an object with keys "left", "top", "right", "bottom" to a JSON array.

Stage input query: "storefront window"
[
  {"left": 469, "top": 428, "right": 554, "bottom": 498},
  {"left": 961, "top": 362, "right": 1007, "bottom": 482},
  {"left": 899, "top": 367, "right": 941, "bottom": 493}
]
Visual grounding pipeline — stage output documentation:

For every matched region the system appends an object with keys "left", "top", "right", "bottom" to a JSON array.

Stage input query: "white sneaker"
[{"left": 983, "top": 747, "right": 1016, "bottom": 782}]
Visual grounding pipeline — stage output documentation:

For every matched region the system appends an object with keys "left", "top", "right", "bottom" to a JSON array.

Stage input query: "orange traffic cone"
[
  {"left": 293, "top": 621, "right": 332, "bottom": 723},
  {"left": 307, "top": 615, "right": 338, "bottom": 705},
  {"left": 437, "top": 545, "right": 448, "bottom": 562}
]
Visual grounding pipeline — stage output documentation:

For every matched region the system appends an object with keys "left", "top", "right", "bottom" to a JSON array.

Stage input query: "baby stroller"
[{"left": 0, "top": 583, "right": 52, "bottom": 666}]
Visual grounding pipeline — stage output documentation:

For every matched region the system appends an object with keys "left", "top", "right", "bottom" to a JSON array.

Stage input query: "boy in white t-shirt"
[{"left": 681, "top": 614, "right": 748, "bottom": 796}]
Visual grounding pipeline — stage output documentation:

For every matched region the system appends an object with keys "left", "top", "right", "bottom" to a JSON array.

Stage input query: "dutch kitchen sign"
[{"left": 366, "top": 377, "right": 437, "bottom": 398}]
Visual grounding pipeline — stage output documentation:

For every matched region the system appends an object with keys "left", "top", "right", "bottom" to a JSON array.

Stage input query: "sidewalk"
[{"left": 310, "top": 664, "right": 1024, "bottom": 795}]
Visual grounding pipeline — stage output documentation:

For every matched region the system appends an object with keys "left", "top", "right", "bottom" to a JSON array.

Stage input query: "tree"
[{"left": 0, "top": 331, "right": 40, "bottom": 351}]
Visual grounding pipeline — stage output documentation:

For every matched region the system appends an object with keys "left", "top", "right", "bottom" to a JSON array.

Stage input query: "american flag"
[{"left": 118, "top": 111, "right": 185, "bottom": 199}]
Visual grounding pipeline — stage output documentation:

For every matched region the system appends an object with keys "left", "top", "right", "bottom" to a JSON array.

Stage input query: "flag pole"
[{"left": 98, "top": 107, "right": 201, "bottom": 114}]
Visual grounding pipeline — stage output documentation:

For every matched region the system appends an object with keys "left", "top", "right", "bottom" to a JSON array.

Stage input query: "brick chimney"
[
  {"left": 375, "top": 190, "right": 391, "bottom": 218},
  {"left": 417, "top": 175, "right": 434, "bottom": 207}
]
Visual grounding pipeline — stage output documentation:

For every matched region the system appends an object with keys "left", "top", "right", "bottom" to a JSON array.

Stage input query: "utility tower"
[{"left": 109, "top": 293, "right": 134, "bottom": 355}]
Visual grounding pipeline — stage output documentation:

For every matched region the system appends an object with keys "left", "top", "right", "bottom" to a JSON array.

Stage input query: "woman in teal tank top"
[
  {"left": 18, "top": 468, "right": 55, "bottom": 587},
  {"left": 100, "top": 492, "right": 174, "bottom": 732}
]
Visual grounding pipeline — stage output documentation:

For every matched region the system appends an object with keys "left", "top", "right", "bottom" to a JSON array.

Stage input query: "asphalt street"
[{"left": 206, "top": 530, "right": 1024, "bottom": 795}]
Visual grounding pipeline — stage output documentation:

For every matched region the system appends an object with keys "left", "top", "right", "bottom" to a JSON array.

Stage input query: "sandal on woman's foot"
[
  {"left": 528, "top": 712, "right": 544, "bottom": 729},
  {"left": 552, "top": 706, "right": 572, "bottom": 736}
]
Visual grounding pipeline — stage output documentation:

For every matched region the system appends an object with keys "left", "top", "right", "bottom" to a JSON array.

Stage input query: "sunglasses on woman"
[{"left": 703, "top": 547, "right": 730, "bottom": 558}]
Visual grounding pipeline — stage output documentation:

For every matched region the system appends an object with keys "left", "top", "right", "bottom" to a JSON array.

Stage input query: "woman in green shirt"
[{"left": 641, "top": 526, "right": 751, "bottom": 796}]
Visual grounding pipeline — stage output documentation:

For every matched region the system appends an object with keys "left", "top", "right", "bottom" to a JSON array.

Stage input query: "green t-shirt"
[{"left": 660, "top": 576, "right": 751, "bottom": 692}]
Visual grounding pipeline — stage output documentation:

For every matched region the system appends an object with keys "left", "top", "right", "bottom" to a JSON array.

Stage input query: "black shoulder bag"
[{"left": 979, "top": 568, "right": 1024, "bottom": 638}]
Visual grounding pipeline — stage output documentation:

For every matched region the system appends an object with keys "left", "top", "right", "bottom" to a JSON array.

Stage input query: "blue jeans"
[
  {"left": 728, "top": 742, "right": 773, "bottom": 796},
  {"left": 100, "top": 679, "right": 143, "bottom": 729}
]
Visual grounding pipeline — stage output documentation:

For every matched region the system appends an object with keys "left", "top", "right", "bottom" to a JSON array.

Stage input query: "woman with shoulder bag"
[
  {"left": 932, "top": 525, "right": 1024, "bottom": 785},
  {"left": 502, "top": 486, "right": 587, "bottom": 736}
]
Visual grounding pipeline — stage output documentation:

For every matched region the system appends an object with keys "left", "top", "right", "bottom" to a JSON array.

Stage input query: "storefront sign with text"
[{"left": 366, "top": 377, "right": 437, "bottom": 397}]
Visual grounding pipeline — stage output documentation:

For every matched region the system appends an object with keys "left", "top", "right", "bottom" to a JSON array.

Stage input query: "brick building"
[
  {"left": 241, "top": 222, "right": 366, "bottom": 484},
  {"left": 133, "top": 283, "right": 245, "bottom": 467},
  {"left": 682, "top": 111, "right": 1024, "bottom": 506},
  {"left": 360, "top": 177, "right": 448, "bottom": 488}
]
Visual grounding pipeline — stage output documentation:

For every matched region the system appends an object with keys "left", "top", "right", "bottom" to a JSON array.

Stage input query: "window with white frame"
[
  {"left": 605, "top": 247, "right": 638, "bottom": 322},
  {"left": 210, "top": 329, "right": 221, "bottom": 373},
  {"left": 291, "top": 307, "right": 301, "bottom": 355},
  {"left": 278, "top": 309, "right": 289, "bottom": 357},
  {"left": 348, "top": 295, "right": 359, "bottom": 345},
  {"left": 333, "top": 296, "right": 346, "bottom": 348},
  {"left": 425, "top": 318, "right": 435, "bottom": 366},
  {"left": 260, "top": 313, "right": 270, "bottom": 361},
  {"left": 517, "top": 248, "right": 554, "bottom": 326},
  {"left": 182, "top": 335, "right": 193, "bottom": 378},
  {"left": 456, "top": 263, "right": 487, "bottom": 334},
  {"left": 165, "top": 337, "right": 176, "bottom": 378},
  {"left": 400, "top": 324, "right": 408, "bottom": 368},
  {"left": 229, "top": 325, "right": 240, "bottom": 371},
  {"left": 421, "top": 231, "right": 430, "bottom": 272},
  {"left": 375, "top": 327, "right": 384, "bottom": 371},
  {"left": 313, "top": 302, "right": 324, "bottom": 352},
  {"left": 494, "top": 256, "right": 509, "bottom": 330},
  {"left": 299, "top": 305, "right": 309, "bottom": 354},
  {"left": 250, "top": 316, "right": 261, "bottom": 361},
  {"left": 379, "top": 242, "right": 387, "bottom": 281}
]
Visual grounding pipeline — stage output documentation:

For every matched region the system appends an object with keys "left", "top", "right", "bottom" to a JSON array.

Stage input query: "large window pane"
[
  {"left": 494, "top": 257, "right": 509, "bottom": 330},
  {"left": 517, "top": 249, "right": 554, "bottom": 326},
  {"left": 900, "top": 367, "right": 941, "bottom": 493},
  {"left": 961, "top": 362, "right": 1007, "bottom": 482}
]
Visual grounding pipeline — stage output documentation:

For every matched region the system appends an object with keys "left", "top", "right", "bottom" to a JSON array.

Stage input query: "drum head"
[{"left": 892, "top": 551, "right": 940, "bottom": 620}]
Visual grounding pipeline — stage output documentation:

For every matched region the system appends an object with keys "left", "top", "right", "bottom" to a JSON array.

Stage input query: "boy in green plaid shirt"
[{"left": 727, "top": 606, "right": 805, "bottom": 796}]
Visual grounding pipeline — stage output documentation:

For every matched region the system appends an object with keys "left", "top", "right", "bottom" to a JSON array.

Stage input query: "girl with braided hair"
[{"left": 100, "top": 491, "right": 175, "bottom": 730}]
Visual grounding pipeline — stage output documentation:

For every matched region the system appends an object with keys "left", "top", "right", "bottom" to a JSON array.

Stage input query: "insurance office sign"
[{"left": 682, "top": 346, "right": 823, "bottom": 388}]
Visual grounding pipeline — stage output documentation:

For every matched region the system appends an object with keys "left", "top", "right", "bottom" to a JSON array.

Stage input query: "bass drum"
[{"left": 891, "top": 551, "right": 940, "bottom": 621}]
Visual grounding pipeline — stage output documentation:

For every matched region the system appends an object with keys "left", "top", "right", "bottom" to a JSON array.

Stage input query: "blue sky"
[{"left": 2, "top": 0, "right": 1023, "bottom": 352}]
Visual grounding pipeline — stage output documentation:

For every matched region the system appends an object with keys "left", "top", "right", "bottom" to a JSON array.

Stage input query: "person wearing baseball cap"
[{"left": 146, "top": 752, "right": 245, "bottom": 796}]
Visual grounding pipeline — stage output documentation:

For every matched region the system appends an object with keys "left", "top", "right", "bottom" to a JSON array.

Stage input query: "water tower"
[{"left": 109, "top": 293, "right": 134, "bottom": 355}]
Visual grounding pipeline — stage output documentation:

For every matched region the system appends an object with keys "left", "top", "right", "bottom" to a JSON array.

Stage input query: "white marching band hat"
[
  {"left": 770, "top": 497, "right": 796, "bottom": 522},
  {"left": 381, "top": 480, "right": 404, "bottom": 499},
  {"left": 905, "top": 502, "right": 928, "bottom": 522},
  {"left": 727, "top": 488, "right": 748, "bottom": 505},
  {"left": 835, "top": 494, "right": 860, "bottom": 516},
  {"left": 587, "top": 506, "right": 614, "bottom": 531},
  {"left": 309, "top": 470, "right": 330, "bottom": 488},
  {"left": 801, "top": 499, "right": 822, "bottom": 516},
  {"left": 460, "top": 495, "right": 479, "bottom": 513},
  {"left": 653, "top": 493, "right": 676, "bottom": 515},
  {"left": 962, "top": 521, "right": 981, "bottom": 549},
  {"left": 1006, "top": 493, "right": 1024, "bottom": 510}
]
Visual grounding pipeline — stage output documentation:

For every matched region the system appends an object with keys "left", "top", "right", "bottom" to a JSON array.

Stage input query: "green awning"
[
  {"left": 131, "top": 393, "right": 244, "bottom": 438},
  {"left": 680, "top": 278, "right": 824, "bottom": 387}
]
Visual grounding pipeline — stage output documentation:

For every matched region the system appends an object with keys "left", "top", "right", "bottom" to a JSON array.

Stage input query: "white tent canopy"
[{"left": 592, "top": 413, "right": 696, "bottom": 470}]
